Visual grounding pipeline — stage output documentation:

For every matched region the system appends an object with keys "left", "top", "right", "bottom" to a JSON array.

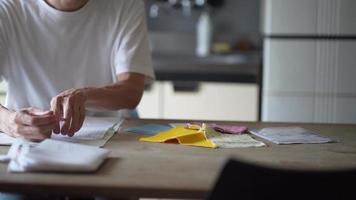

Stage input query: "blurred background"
[
  {"left": 138, "top": 0, "right": 262, "bottom": 121},
  {"left": 137, "top": 0, "right": 356, "bottom": 123}
]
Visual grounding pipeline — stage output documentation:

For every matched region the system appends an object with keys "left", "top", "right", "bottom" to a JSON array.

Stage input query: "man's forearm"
[
  {"left": 83, "top": 81, "right": 144, "bottom": 111},
  {"left": 83, "top": 72, "right": 146, "bottom": 111}
]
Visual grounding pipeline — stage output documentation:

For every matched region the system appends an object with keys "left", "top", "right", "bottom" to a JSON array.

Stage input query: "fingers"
[
  {"left": 69, "top": 102, "right": 81, "bottom": 136},
  {"left": 53, "top": 89, "right": 85, "bottom": 136},
  {"left": 11, "top": 108, "right": 57, "bottom": 141},
  {"left": 17, "top": 123, "right": 55, "bottom": 141},
  {"left": 51, "top": 96, "right": 63, "bottom": 134},
  {"left": 15, "top": 109, "right": 56, "bottom": 126},
  {"left": 26, "top": 107, "right": 53, "bottom": 116},
  {"left": 78, "top": 105, "right": 85, "bottom": 133},
  {"left": 60, "top": 97, "right": 73, "bottom": 135}
]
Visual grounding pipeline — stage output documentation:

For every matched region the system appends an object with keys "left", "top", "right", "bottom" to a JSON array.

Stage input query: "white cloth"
[
  {"left": 5, "top": 139, "right": 110, "bottom": 172},
  {"left": 0, "top": 0, "right": 154, "bottom": 112}
]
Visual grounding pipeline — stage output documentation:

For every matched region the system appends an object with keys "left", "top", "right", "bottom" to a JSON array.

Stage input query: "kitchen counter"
[
  {"left": 152, "top": 52, "right": 261, "bottom": 83},
  {"left": 139, "top": 51, "right": 261, "bottom": 120}
]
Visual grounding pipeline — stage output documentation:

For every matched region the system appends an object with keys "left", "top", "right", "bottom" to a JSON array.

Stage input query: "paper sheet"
[
  {"left": 125, "top": 124, "right": 172, "bottom": 136},
  {"left": 250, "top": 127, "right": 334, "bottom": 144},
  {"left": 0, "top": 117, "right": 122, "bottom": 147},
  {"left": 0, "top": 133, "right": 16, "bottom": 146},
  {"left": 51, "top": 117, "right": 123, "bottom": 146},
  {"left": 205, "top": 127, "right": 265, "bottom": 148}
]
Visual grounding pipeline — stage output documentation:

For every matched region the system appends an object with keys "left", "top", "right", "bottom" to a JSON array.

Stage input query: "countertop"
[{"left": 152, "top": 51, "right": 261, "bottom": 83}]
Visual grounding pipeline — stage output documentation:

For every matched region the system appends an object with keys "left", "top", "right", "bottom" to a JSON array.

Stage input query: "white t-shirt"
[{"left": 0, "top": 0, "right": 154, "bottom": 114}]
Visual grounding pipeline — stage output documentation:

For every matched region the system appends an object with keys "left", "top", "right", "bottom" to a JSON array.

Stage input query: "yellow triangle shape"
[{"left": 140, "top": 127, "right": 217, "bottom": 148}]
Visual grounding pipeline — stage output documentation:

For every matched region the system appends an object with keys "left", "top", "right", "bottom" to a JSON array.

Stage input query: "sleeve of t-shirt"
[{"left": 114, "top": 0, "right": 155, "bottom": 84}]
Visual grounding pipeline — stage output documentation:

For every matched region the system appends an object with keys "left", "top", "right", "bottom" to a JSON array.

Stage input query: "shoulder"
[
  {"left": 93, "top": 0, "right": 145, "bottom": 25},
  {"left": 95, "top": 0, "right": 144, "bottom": 13},
  {"left": 106, "top": 0, "right": 144, "bottom": 7}
]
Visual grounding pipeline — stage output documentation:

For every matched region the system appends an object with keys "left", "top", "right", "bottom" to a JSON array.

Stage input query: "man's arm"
[
  {"left": 85, "top": 72, "right": 145, "bottom": 111},
  {"left": 50, "top": 72, "right": 146, "bottom": 136}
]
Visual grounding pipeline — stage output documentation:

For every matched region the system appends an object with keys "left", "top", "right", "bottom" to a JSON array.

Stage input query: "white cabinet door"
[
  {"left": 264, "top": 40, "right": 316, "bottom": 92},
  {"left": 263, "top": 39, "right": 356, "bottom": 123},
  {"left": 162, "top": 82, "right": 258, "bottom": 121},
  {"left": 263, "top": 0, "right": 318, "bottom": 35},
  {"left": 137, "top": 81, "right": 259, "bottom": 121},
  {"left": 263, "top": 0, "right": 356, "bottom": 35},
  {"left": 334, "top": 97, "right": 356, "bottom": 124},
  {"left": 262, "top": 95, "right": 314, "bottom": 122},
  {"left": 263, "top": 39, "right": 316, "bottom": 122},
  {"left": 137, "top": 82, "right": 163, "bottom": 119},
  {"left": 338, "top": 0, "right": 356, "bottom": 35},
  {"left": 336, "top": 41, "right": 356, "bottom": 94}
]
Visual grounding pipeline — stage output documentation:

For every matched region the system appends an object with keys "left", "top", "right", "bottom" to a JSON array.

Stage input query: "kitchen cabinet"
[
  {"left": 263, "top": 40, "right": 356, "bottom": 123},
  {"left": 263, "top": 0, "right": 356, "bottom": 35},
  {"left": 136, "top": 82, "right": 163, "bottom": 119},
  {"left": 137, "top": 81, "right": 258, "bottom": 121},
  {"left": 262, "top": 0, "right": 356, "bottom": 123}
]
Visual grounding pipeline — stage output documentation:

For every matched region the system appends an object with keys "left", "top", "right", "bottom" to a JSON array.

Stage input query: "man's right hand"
[{"left": 0, "top": 107, "right": 57, "bottom": 141}]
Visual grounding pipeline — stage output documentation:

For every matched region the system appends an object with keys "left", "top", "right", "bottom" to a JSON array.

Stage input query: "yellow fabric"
[{"left": 139, "top": 127, "right": 217, "bottom": 148}]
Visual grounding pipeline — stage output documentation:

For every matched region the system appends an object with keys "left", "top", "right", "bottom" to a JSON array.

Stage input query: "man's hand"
[
  {"left": 51, "top": 88, "right": 87, "bottom": 136},
  {"left": 0, "top": 107, "right": 57, "bottom": 141}
]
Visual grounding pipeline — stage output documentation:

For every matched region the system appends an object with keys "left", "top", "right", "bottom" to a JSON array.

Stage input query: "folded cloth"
[
  {"left": 210, "top": 124, "right": 248, "bottom": 134},
  {"left": 6, "top": 139, "right": 110, "bottom": 172}
]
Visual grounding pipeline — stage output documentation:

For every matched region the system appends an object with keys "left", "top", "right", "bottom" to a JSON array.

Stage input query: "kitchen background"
[
  {"left": 138, "top": 0, "right": 356, "bottom": 124},
  {"left": 1, "top": 0, "right": 355, "bottom": 123},
  {"left": 138, "top": 0, "right": 262, "bottom": 121}
]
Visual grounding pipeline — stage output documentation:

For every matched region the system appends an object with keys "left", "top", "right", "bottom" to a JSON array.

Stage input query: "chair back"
[{"left": 207, "top": 159, "right": 356, "bottom": 200}]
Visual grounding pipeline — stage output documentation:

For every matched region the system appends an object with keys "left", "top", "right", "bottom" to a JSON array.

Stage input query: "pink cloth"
[{"left": 210, "top": 124, "right": 248, "bottom": 134}]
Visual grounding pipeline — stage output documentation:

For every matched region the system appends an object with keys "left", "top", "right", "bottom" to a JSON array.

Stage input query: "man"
[{"left": 0, "top": 0, "right": 154, "bottom": 141}]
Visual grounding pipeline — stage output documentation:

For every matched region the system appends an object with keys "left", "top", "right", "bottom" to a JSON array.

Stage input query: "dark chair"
[{"left": 208, "top": 159, "right": 356, "bottom": 200}]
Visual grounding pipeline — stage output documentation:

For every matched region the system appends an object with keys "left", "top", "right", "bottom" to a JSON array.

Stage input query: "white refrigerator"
[{"left": 262, "top": 0, "right": 356, "bottom": 123}]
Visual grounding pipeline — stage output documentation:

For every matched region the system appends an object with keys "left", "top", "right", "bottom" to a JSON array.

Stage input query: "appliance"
[{"left": 262, "top": 0, "right": 356, "bottom": 123}]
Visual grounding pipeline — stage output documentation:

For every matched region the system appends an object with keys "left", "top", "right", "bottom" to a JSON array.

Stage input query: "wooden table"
[{"left": 0, "top": 119, "right": 356, "bottom": 199}]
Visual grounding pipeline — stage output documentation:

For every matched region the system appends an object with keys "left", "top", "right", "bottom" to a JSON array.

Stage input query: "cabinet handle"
[{"left": 172, "top": 81, "right": 200, "bottom": 92}]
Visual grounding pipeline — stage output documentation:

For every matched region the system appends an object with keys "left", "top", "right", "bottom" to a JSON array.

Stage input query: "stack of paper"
[
  {"left": 250, "top": 127, "right": 334, "bottom": 144},
  {"left": 0, "top": 117, "right": 122, "bottom": 147},
  {"left": 4, "top": 139, "right": 110, "bottom": 172},
  {"left": 52, "top": 117, "right": 122, "bottom": 146}
]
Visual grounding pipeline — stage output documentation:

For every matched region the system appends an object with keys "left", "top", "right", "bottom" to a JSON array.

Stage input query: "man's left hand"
[{"left": 50, "top": 88, "right": 87, "bottom": 136}]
